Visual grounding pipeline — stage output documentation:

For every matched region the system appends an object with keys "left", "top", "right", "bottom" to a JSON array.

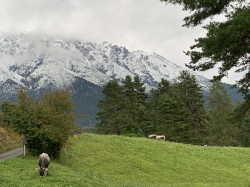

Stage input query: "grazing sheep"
[
  {"left": 148, "top": 134, "right": 157, "bottom": 139},
  {"left": 155, "top": 135, "right": 165, "bottom": 141},
  {"left": 38, "top": 153, "right": 50, "bottom": 176}
]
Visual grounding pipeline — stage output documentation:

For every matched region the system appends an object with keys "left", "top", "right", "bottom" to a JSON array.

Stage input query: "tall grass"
[{"left": 1, "top": 133, "right": 250, "bottom": 186}]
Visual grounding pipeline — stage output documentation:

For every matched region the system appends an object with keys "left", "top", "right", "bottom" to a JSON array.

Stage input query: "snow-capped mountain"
[
  {"left": 0, "top": 33, "right": 242, "bottom": 126},
  {"left": 0, "top": 33, "right": 210, "bottom": 93}
]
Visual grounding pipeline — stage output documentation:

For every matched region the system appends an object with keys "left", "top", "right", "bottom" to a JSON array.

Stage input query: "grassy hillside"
[
  {"left": 1, "top": 133, "right": 250, "bottom": 186},
  {"left": 0, "top": 124, "right": 20, "bottom": 153}
]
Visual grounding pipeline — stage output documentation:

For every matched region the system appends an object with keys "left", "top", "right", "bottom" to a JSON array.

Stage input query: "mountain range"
[{"left": 0, "top": 33, "right": 243, "bottom": 126}]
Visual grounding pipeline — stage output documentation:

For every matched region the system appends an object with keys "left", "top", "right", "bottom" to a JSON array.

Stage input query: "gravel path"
[{"left": 0, "top": 148, "right": 23, "bottom": 162}]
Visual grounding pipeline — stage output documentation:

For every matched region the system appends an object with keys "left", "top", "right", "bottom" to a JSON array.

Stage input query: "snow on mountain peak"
[{"left": 0, "top": 33, "right": 211, "bottom": 94}]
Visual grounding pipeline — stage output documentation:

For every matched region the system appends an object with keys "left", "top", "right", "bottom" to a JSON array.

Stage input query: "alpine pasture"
[{"left": 1, "top": 133, "right": 250, "bottom": 186}]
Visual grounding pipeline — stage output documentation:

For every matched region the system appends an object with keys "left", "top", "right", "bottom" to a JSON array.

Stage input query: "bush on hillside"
[{"left": 3, "top": 88, "right": 77, "bottom": 157}]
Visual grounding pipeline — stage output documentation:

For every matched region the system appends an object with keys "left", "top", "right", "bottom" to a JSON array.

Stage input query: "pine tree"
[
  {"left": 122, "top": 75, "right": 136, "bottom": 123},
  {"left": 176, "top": 70, "right": 208, "bottom": 144},
  {"left": 122, "top": 75, "right": 147, "bottom": 136},
  {"left": 147, "top": 88, "right": 161, "bottom": 135},
  {"left": 147, "top": 79, "right": 192, "bottom": 142},
  {"left": 133, "top": 76, "right": 147, "bottom": 106},
  {"left": 156, "top": 94, "right": 191, "bottom": 143},
  {"left": 123, "top": 75, "right": 147, "bottom": 109},
  {"left": 158, "top": 78, "right": 171, "bottom": 94},
  {"left": 236, "top": 109, "right": 250, "bottom": 147},
  {"left": 96, "top": 79, "right": 127, "bottom": 135},
  {"left": 207, "top": 81, "right": 239, "bottom": 146},
  {"left": 123, "top": 75, "right": 134, "bottom": 101},
  {"left": 147, "top": 79, "right": 174, "bottom": 135}
]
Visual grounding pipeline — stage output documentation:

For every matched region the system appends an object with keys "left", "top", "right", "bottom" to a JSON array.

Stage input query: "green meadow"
[{"left": 1, "top": 133, "right": 250, "bottom": 186}]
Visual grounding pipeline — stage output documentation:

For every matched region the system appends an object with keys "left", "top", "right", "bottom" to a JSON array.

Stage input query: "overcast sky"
[{"left": 0, "top": 0, "right": 239, "bottom": 84}]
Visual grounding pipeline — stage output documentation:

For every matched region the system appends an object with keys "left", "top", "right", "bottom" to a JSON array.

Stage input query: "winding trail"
[{"left": 0, "top": 148, "right": 23, "bottom": 162}]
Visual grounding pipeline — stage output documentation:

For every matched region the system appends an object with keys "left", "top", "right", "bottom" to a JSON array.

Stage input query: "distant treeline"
[{"left": 96, "top": 70, "right": 250, "bottom": 147}]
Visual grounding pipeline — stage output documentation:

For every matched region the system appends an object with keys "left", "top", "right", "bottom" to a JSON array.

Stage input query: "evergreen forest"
[{"left": 96, "top": 70, "right": 250, "bottom": 147}]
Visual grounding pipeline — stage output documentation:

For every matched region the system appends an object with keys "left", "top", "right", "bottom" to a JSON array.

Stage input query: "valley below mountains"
[{"left": 0, "top": 33, "right": 243, "bottom": 126}]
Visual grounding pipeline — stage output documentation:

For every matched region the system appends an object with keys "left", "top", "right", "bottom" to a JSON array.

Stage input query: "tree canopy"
[
  {"left": 160, "top": 0, "right": 246, "bottom": 27},
  {"left": 160, "top": 0, "right": 249, "bottom": 99}
]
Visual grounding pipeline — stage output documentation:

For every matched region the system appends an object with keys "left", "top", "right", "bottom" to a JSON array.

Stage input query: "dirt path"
[{"left": 0, "top": 148, "right": 23, "bottom": 162}]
